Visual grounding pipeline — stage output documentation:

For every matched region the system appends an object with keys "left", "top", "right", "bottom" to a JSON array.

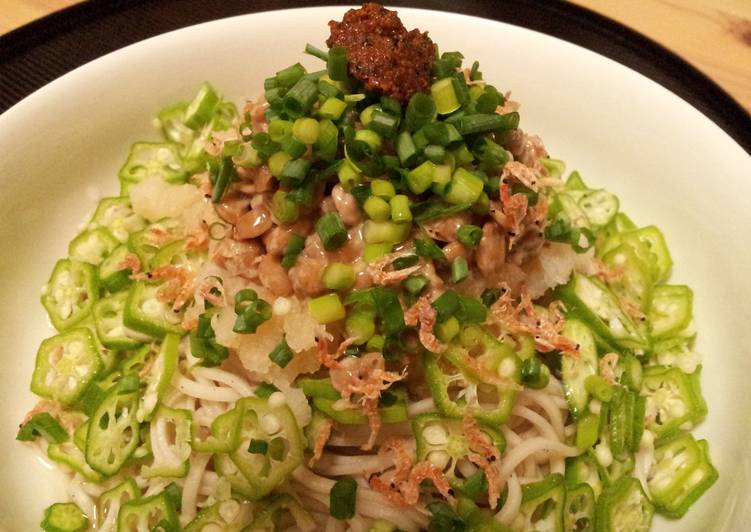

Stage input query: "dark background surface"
[{"left": 1, "top": 0, "right": 750, "bottom": 153}]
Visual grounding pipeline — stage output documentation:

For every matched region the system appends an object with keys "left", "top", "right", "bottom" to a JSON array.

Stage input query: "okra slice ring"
[
  {"left": 47, "top": 420, "right": 103, "bottom": 483},
  {"left": 41, "top": 259, "right": 99, "bottom": 331},
  {"left": 96, "top": 478, "right": 140, "bottom": 532},
  {"left": 191, "top": 403, "right": 244, "bottom": 453},
  {"left": 641, "top": 365, "right": 706, "bottom": 440},
  {"left": 245, "top": 494, "right": 317, "bottom": 531},
  {"left": 229, "top": 397, "right": 305, "bottom": 499},
  {"left": 141, "top": 405, "right": 192, "bottom": 478},
  {"left": 68, "top": 227, "right": 119, "bottom": 266},
  {"left": 560, "top": 319, "right": 599, "bottom": 419},
  {"left": 85, "top": 385, "right": 140, "bottom": 476},
  {"left": 648, "top": 284, "right": 693, "bottom": 340},
  {"left": 126, "top": 217, "right": 182, "bottom": 270},
  {"left": 116, "top": 491, "right": 180, "bottom": 531},
  {"left": 151, "top": 238, "right": 207, "bottom": 270},
  {"left": 555, "top": 273, "right": 648, "bottom": 352},
  {"left": 123, "top": 280, "right": 187, "bottom": 338},
  {"left": 98, "top": 244, "right": 136, "bottom": 293},
  {"left": 517, "top": 473, "right": 566, "bottom": 531},
  {"left": 424, "top": 326, "right": 520, "bottom": 425},
  {"left": 88, "top": 196, "right": 146, "bottom": 244},
  {"left": 31, "top": 328, "right": 102, "bottom": 406},
  {"left": 563, "top": 483, "right": 596, "bottom": 532},
  {"left": 601, "top": 243, "right": 655, "bottom": 312},
  {"left": 137, "top": 334, "right": 180, "bottom": 422},
  {"left": 412, "top": 413, "right": 505, "bottom": 491},
  {"left": 118, "top": 141, "right": 187, "bottom": 194},
  {"left": 93, "top": 291, "right": 148, "bottom": 350},
  {"left": 595, "top": 476, "right": 654, "bottom": 531},
  {"left": 184, "top": 498, "right": 252, "bottom": 531},
  {"left": 647, "top": 433, "right": 718, "bottom": 518}
]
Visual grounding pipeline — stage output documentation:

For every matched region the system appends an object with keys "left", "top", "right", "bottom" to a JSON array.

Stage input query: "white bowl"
[{"left": 0, "top": 6, "right": 749, "bottom": 530}]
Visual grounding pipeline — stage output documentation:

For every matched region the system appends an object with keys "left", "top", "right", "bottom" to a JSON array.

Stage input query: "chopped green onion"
[
  {"left": 431, "top": 78, "right": 461, "bottom": 115},
  {"left": 315, "top": 119, "right": 339, "bottom": 162},
  {"left": 330, "top": 477, "right": 357, "bottom": 520},
  {"left": 424, "top": 144, "right": 446, "bottom": 164},
  {"left": 372, "top": 287, "right": 405, "bottom": 335},
  {"left": 344, "top": 93, "right": 366, "bottom": 103},
  {"left": 16, "top": 413, "right": 68, "bottom": 443},
  {"left": 422, "top": 122, "right": 461, "bottom": 147},
  {"left": 281, "top": 135, "right": 306, "bottom": 158},
  {"left": 323, "top": 263, "right": 356, "bottom": 291},
  {"left": 451, "top": 256, "right": 469, "bottom": 283},
  {"left": 360, "top": 104, "right": 379, "bottom": 126},
  {"left": 457, "top": 112, "right": 520, "bottom": 135},
  {"left": 368, "top": 110, "right": 399, "bottom": 138},
  {"left": 269, "top": 337, "right": 294, "bottom": 368},
  {"left": 521, "top": 357, "right": 551, "bottom": 389},
  {"left": 268, "top": 119, "right": 293, "bottom": 142},
  {"left": 411, "top": 198, "right": 469, "bottom": 222},
  {"left": 233, "top": 143, "right": 262, "bottom": 168},
  {"left": 476, "top": 86, "right": 502, "bottom": 113},
  {"left": 211, "top": 156, "right": 236, "bottom": 203},
  {"left": 319, "top": 97, "right": 348, "bottom": 120},
  {"left": 585, "top": 375, "right": 615, "bottom": 402},
  {"left": 354, "top": 129, "right": 382, "bottom": 151},
  {"left": 337, "top": 160, "right": 360, "bottom": 188},
  {"left": 470, "top": 60, "right": 482, "bottom": 81},
  {"left": 436, "top": 315, "right": 460, "bottom": 343},
  {"left": 363, "top": 242, "right": 393, "bottom": 263},
  {"left": 309, "top": 293, "right": 347, "bottom": 324},
  {"left": 271, "top": 190, "right": 300, "bottom": 224},
  {"left": 281, "top": 234, "right": 305, "bottom": 269},
  {"left": 457, "top": 224, "right": 482, "bottom": 248},
  {"left": 364, "top": 196, "right": 391, "bottom": 222},
  {"left": 481, "top": 287, "right": 502, "bottom": 307},
  {"left": 292, "top": 117, "right": 320, "bottom": 144},
  {"left": 233, "top": 295, "right": 272, "bottom": 334},
  {"left": 445, "top": 168, "right": 484, "bottom": 205},
  {"left": 390, "top": 195, "right": 412, "bottom": 222},
  {"left": 380, "top": 96, "right": 402, "bottom": 116},
  {"left": 251, "top": 132, "right": 280, "bottom": 159},
  {"left": 402, "top": 274, "right": 429, "bottom": 295},
  {"left": 327, "top": 47, "right": 349, "bottom": 81},
  {"left": 367, "top": 334, "right": 386, "bottom": 352},
  {"left": 248, "top": 438, "right": 269, "bottom": 454},
  {"left": 345, "top": 312, "right": 376, "bottom": 345},
  {"left": 283, "top": 77, "right": 318, "bottom": 118},
  {"left": 276, "top": 62, "right": 306, "bottom": 88},
  {"left": 316, "top": 212, "right": 348, "bottom": 250},
  {"left": 304, "top": 43, "right": 329, "bottom": 61},
  {"left": 268, "top": 151, "right": 292, "bottom": 178},
  {"left": 432, "top": 290, "right": 460, "bottom": 321},
  {"left": 371, "top": 179, "right": 396, "bottom": 199},
  {"left": 363, "top": 220, "right": 411, "bottom": 244},
  {"left": 404, "top": 92, "right": 436, "bottom": 131},
  {"left": 184, "top": 82, "right": 220, "bottom": 130},
  {"left": 280, "top": 158, "right": 311, "bottom": 187},
  {"left": 415, "top": 238, "right": 447, "bottom": 263},
  {"left": 396, "top": 131, "right": 418, "bottom": 166},
  {"left": 456, "top": 296, "right": 487, "bottom": 323},
  {"left": 451, "top": 143, "right": 475, "bottom": 165},
  {"left": 392, "top": 255, "right": 419, "bottom": 270},
  {"left": 255, "top": 382, "right": 279, "bottom": 399},
  {"left": 407, "top": 160, "right": 436, "bottom": 194}
]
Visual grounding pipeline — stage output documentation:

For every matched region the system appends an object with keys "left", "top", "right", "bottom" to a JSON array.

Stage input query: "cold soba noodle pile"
[{"left": 19, "top": 4, "right": 717, "bottom": 531}]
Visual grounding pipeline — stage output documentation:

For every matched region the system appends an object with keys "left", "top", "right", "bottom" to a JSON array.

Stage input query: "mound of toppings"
[{"left": 327, "top": 2, "right": 436, "bottom": 102}]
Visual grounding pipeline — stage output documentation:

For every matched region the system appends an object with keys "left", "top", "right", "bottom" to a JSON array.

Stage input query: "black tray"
[{"left": 1, "top": 0, "right": 749, "bottom": 153}]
